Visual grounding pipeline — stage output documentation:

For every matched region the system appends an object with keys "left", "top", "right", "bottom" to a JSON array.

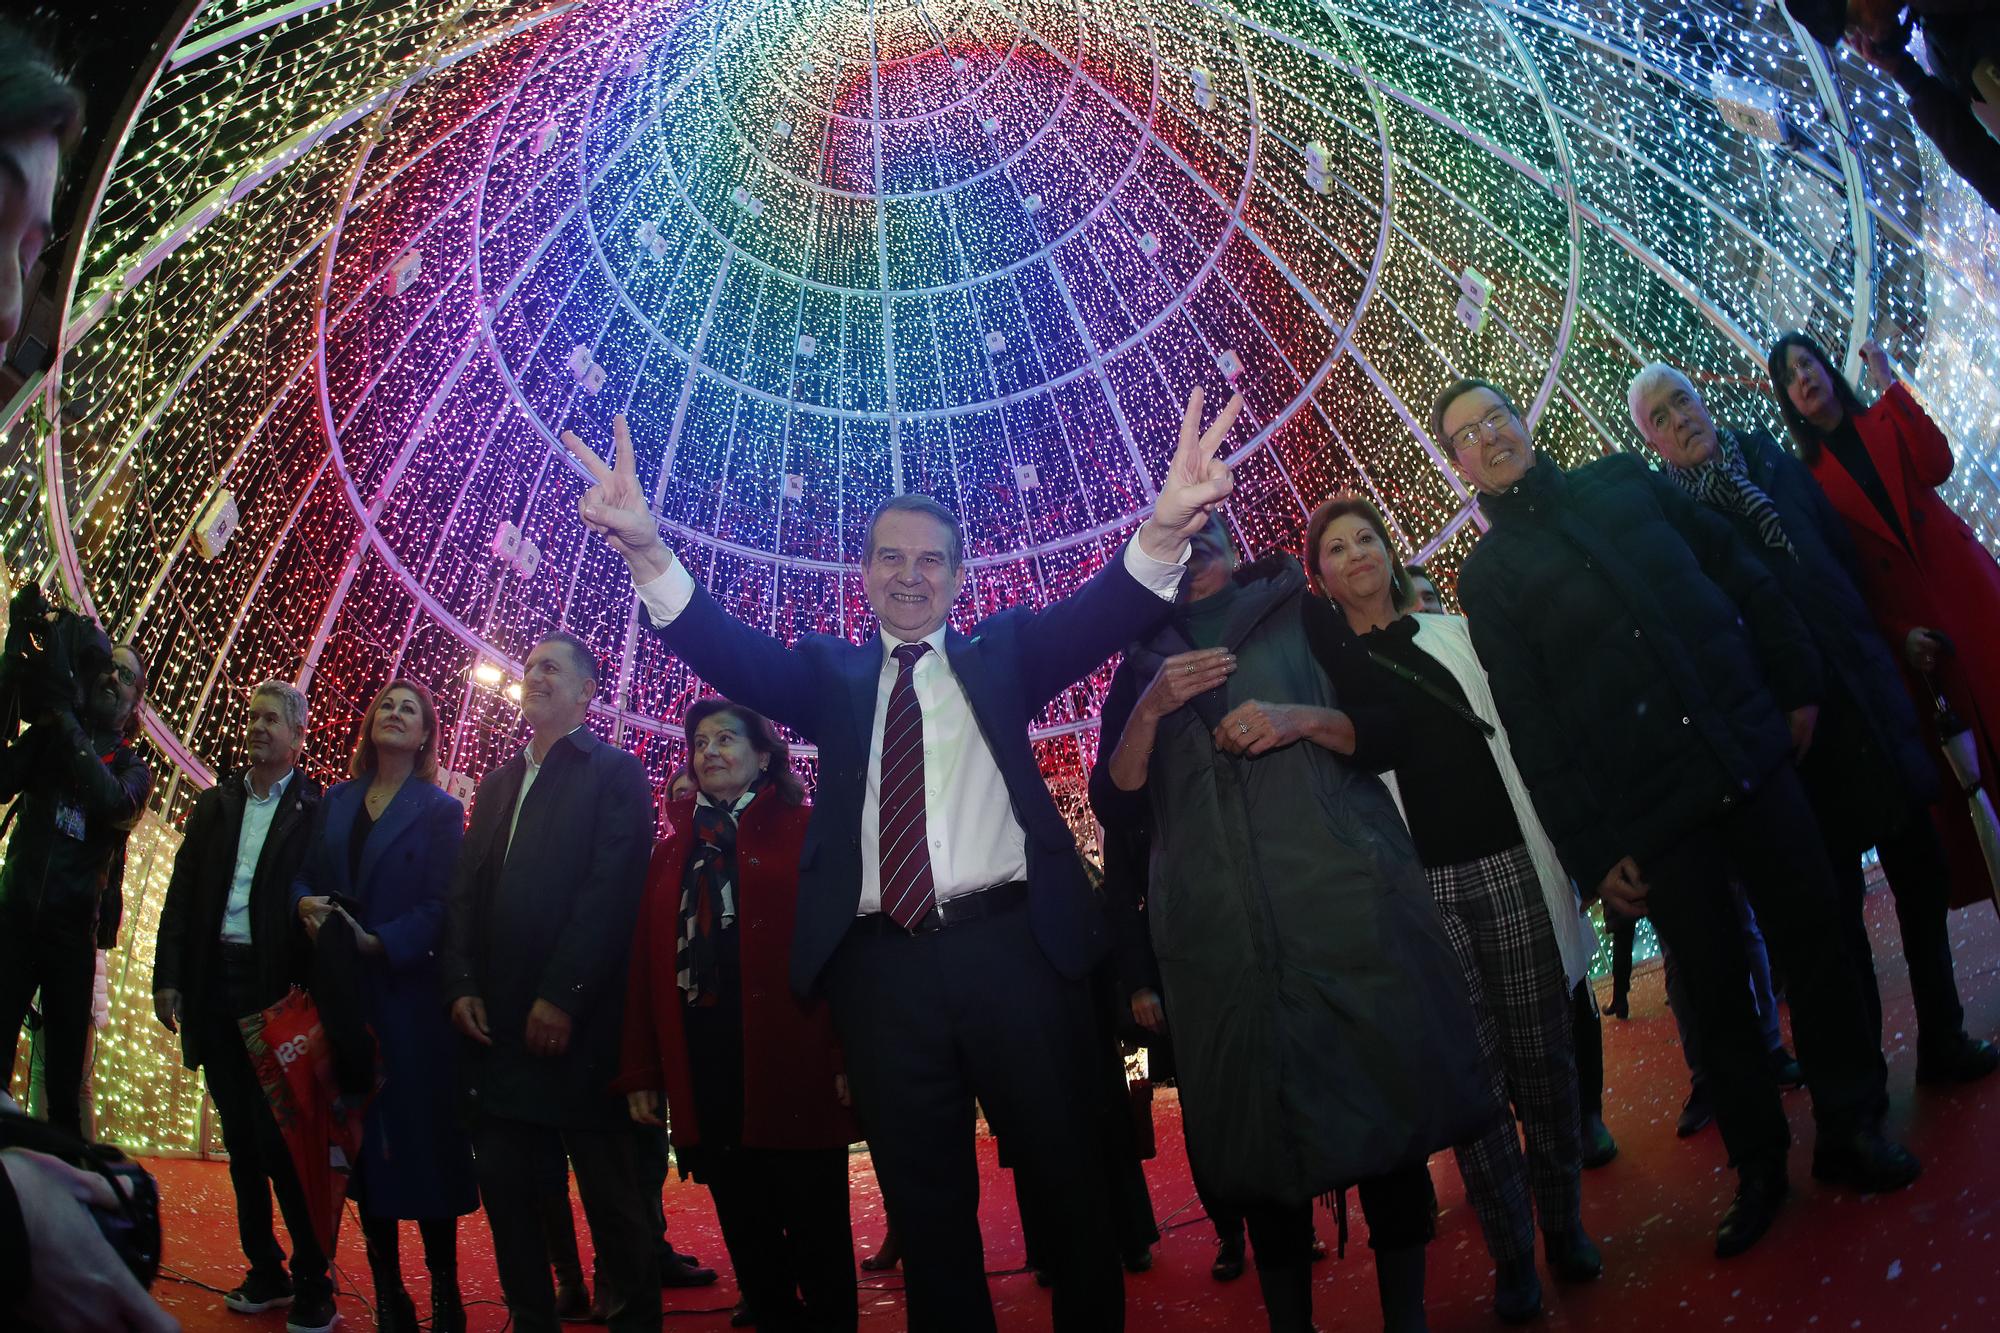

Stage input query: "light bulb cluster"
[{"left": 17, "top": 0, "right": 2000, "bottom": 1141}]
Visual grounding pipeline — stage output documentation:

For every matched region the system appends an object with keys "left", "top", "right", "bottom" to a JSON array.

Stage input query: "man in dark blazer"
[
  {"left": 441, "top": 633, "right": 658, "bottom": 1333},
  {"left": 561, "top": 391, "right": 1238, "bottom": 1333},
  {"left": 151, "top": 681, "right": 332, "bottom": 1329}
]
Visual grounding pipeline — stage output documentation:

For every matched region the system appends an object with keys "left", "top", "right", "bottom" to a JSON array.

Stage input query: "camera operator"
[
  {"left": 0, "top": 638, "right": 152, "bottom": 1138},
  {"left": 1, "top": 1092, "right": 179, "bottom": 1332}
]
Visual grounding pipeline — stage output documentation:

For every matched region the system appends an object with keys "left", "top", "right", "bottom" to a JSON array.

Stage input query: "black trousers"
[
  {"left": 1571, "top": 980, "right": 1604, "bottom": 1119},
  {"left": 1825, "top": 810, "right": 1965, "bottom": 1053},
  {"left": 704, "top": 1146, "right": 856, "bottom": 1333},
  {"left": 470, "top": 1118, "right": 661, "bottom": 1333},
  {"left": 1607, "top": 909, "right": 1637, "bottom": 1003},
  {"left": 199, "top": 948, "right": 332, "bottom": 1300},
  {"left": 0, "top": 897, "right": 96, "bottom": 1138},
  {"left": 1641, "top": 767, "right": 1887, "bottom": 1170},
  {"left": 824, "top": 903, "right": 1123, "bottom": 1333},
  {"left": 1237, "top": 1160, "right": 1434, "bottom": 1270},
  {"left": 1799, "top": 692, "right": 1968, "bottom": 1059}
]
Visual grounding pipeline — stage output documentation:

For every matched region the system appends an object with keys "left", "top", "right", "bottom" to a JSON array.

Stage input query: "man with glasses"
[
  {"left": 1433, "top": 377, "right": 1914, "bottom": 1260},
  {"left": 0, "top": 642, "right": 152, "bottom": 1140}
]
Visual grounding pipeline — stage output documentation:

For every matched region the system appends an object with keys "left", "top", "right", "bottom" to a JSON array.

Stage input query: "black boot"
[
  {"left": 1373, "top": 1244, "right": 1427, "bottom": 1333},
  {"left": 1253, "top": 1261, "right": 1315, "bottom": 1333},
  {"left": 420, "top": 1218, "right": 465, "bottom": 1333},
  {"left": 361, "top": 1215, "right": 418, "bottom": 1333}
]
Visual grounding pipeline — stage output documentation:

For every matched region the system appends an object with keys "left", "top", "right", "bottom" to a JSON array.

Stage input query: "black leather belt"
[{"left": 857, "top": 881, "right": 1028, "bottom": 936}]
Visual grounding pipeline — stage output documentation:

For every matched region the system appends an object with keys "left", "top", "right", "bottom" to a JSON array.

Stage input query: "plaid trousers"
[{"left": 1428, "top": 843, "right": 1584, "bottom": 1268}]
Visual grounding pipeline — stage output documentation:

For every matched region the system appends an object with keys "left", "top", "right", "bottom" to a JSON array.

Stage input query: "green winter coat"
[{"left": 1095, "top": 556, "right": 1495, "bottom": 1205}]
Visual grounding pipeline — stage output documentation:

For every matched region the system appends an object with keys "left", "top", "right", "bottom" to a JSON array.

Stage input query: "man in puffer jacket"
[{"left": 1435, "top": 377, "right": 1916, "bottom": 1263}]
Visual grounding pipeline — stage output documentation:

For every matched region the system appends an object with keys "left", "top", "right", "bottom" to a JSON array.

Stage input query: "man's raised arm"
[
  {"left": 561, "top": 416, "right": 818, "bottom": 735},
  {"left": 1014, "top": 387, "right": 1243, "bottom": 709}
]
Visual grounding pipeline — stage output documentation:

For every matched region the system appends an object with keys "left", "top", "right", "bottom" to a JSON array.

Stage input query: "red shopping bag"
[{"left": 238, "top": 988, "right": 378, "bottom": 1256}]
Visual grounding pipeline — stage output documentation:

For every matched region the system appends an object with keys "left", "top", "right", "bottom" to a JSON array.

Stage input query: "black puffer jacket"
[
  {"left": 1459, "top": 451, "right": 1822, "bottom": 893},
  {"left": 1691, "top": 429, "right": 1938, "bottom": 833}
]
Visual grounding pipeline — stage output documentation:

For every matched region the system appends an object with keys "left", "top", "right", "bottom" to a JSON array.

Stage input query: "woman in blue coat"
[{"left": 296, "top": 680, "right": 475, "bottom": 1333}]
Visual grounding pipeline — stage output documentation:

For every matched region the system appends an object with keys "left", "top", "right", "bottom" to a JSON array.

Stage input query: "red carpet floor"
[{"left": 150, "top": 883, "right": 2000, "bottom": 1331}]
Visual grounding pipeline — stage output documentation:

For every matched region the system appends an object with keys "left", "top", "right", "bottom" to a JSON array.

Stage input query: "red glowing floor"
[{"left": 150, "top": 882, "right": 2000, "bottom": 1330}]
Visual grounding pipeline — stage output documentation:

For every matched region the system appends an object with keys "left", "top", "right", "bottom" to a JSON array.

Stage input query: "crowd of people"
[{"left": 3, "top": 16, "right": 2000, "bottom": 1333}]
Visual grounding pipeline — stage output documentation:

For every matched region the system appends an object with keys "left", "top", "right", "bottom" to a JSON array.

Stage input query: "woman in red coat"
[
  {"left": 1769, "top": 332, "right": 2000, "bottom": 912},
  {"left": 617, "top": 698, "right": 860, "bottom": 1332}
]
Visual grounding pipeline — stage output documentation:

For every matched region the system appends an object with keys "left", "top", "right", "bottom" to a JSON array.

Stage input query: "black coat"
[
  {"left": 152, "top": 768, "right": 323, "bottom": 1070},
  {"left": 1459, "top": 451, "right": 1823, "bottom": 893},
  {"left": 1090, "top": 557, "right": 1493, "bottom": 1202},
  {"left": 441, "top": 726, "right": 653, "bottom": 1129},
  {"left": 1701, "top": 430, "right": 1939, "bottom": 832},
  {"left": 0, "top": 712, "right": 152, "bottom": 946}
]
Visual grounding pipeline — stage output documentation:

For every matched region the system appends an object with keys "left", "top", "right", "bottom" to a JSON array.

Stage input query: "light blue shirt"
[{"left": 220, "top": 769, "right": 294, "bottom": 944}]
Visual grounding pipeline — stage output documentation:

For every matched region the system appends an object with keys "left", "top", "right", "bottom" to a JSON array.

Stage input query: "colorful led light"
[{"left": 10, "top": 0, "right": 1997, "bottom": 1145}]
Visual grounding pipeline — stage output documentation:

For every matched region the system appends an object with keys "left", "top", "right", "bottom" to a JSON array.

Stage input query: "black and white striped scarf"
[{"left": 1668, "top": 430, "right": 1795, "bottom": 558}]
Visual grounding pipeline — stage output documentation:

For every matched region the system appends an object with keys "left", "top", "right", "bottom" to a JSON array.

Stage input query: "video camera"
[
  {"left": 0, "top": 582, "right": 114, "bottom": 733},
  {"left": 0, "top": 1109, "right": 161, "bottom": 1290}
]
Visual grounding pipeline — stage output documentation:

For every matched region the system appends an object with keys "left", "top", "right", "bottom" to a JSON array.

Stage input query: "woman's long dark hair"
[
  {"left": 683, "top": 696, "right": 805, "bottom": 806},
  {"left": 1767, "top": 332, "right": 1867, "bottom": 464}
]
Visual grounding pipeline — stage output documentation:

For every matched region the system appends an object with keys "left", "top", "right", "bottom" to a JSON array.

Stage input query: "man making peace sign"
[{"left": 563, "top": 390, "right": 1239, "bottom": 1333}]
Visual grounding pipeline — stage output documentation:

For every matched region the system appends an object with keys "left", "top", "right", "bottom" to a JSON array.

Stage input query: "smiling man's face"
[
  {"left": 1442, "top": 386, "right": 1536, "bottom": 495},
  {"left": 864, "top": 508, "right": 965, "bottom": 642}
]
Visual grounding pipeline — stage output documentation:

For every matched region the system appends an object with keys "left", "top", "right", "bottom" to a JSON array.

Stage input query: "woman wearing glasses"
[{"left": 1308, "top": 495, "right": 1602, "bottom": 1325}]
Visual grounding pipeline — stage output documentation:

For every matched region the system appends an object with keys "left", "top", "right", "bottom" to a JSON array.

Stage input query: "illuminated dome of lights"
[{"left": 19, "top": 0, "right": 2000, "bottom": 828}]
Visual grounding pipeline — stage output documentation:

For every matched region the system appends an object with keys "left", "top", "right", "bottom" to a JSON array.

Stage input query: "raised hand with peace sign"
[
  {"left": 1136, "top": 386, "right": 1243, "bottom": 560},
  {"left": 561, "top": 414, "right": 675, "bottom": 583}
]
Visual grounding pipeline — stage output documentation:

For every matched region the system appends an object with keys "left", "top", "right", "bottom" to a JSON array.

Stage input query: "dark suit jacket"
[
  {"left": 440, "top": 726, "right": 653, "bottom": 1129},
  {"left": 648, "top": 542, "right": 1182, "bottom": 996},
  {"left": 152, "top": 768, "right": 322, "bottom": 1070}
]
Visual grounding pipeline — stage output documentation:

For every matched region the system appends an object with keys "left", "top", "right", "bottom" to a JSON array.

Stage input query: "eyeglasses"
[
  {"left": 111, "top": 663, "right": 139, "bottom": 688},
  {"left": 1447, "top": 407, "right": 1513, "bottom": 453}
]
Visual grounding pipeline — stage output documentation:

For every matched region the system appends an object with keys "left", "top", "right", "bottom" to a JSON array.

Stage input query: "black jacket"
[
  {"left": 1459, "top": 451, "right": 1823, "bottom": 893},
  {"left": 153, "top": 768, "right": 323, "bottom": 1069},
  {"left": 441, "top": 727, "right": 653, "bottom": 1129},
  {"left": 1698, "top": 432, "right": 1939, "bottom": 826},
  {"left": 0, "top": 712, "right": 152, "bottom": 946}
]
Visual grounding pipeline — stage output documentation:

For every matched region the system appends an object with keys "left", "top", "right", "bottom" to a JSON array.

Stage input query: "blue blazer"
[
  {"left": 650, "top": 542, "right": 1183, "bottom": 995},
  {"left": 293, "top": 775, "right": 476, "bottom": 1218}
]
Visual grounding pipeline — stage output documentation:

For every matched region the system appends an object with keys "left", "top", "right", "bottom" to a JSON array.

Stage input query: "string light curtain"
[{"left": 8, "top": 0, "right": 1997, "bottom": 1148}]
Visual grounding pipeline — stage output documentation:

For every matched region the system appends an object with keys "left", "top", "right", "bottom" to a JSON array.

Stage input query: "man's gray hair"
[
  {"left": 250, "top": 680, "right": 308, "bottom": 735},
  {"left": 1627, "top": 362, "right": 1700, "bottom": 435}
]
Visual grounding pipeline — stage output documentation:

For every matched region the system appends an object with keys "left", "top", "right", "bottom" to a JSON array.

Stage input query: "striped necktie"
[{"left": 878, "top": 641, "right": 936, "bottom": 929}]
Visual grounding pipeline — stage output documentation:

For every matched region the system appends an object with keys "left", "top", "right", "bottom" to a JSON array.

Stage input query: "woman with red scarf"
[
  {"left": 617, "top": 698, "right": 859, "bottom": 1332},
  {"left": 1768, "top": 333, "right": 2000, "bottom": 922}
]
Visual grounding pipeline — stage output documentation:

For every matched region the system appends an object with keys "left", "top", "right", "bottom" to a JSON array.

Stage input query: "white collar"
[
  {"left": 695, "top": 785, "right": 761, "bottom": 816},
  {"left": 878, "top": 623, "right": 949, "bottom": 664},
  {"left": 246, "top": 768, "right": 295, "bottom": 803}
]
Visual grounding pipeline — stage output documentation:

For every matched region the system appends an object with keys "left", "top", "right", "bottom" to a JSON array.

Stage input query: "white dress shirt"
[
  {"left": 634, "top": 540, "right": 1185, "bottom": 914},
  {"left": 221, "top": 769, "right": 294, "bottom": 943}
]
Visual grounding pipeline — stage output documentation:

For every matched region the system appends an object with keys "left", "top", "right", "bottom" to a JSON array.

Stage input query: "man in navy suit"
[{"left": 563, "top": 391, "right": 1239, "bottom": 1333}]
